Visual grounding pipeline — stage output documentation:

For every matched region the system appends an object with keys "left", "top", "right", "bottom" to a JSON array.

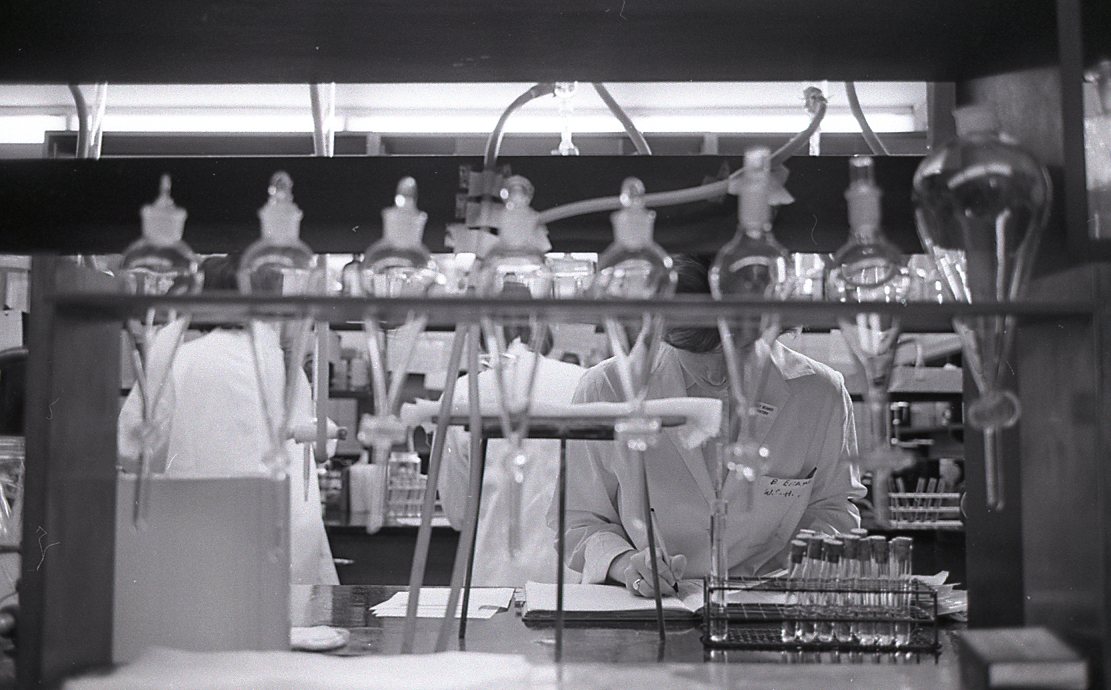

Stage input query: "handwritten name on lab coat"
[{"left": 762, "top": 477, "right": 813, "bottom": 499}]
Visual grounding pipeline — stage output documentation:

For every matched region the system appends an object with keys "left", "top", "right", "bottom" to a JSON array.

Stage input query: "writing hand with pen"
[{"left": 608, "top": 548, "right": 688, "bottom": 598}]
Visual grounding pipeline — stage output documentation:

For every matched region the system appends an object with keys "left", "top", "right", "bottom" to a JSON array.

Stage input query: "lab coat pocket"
[{"left": 729, "top": 473, "right": 816, "bottom": 559}]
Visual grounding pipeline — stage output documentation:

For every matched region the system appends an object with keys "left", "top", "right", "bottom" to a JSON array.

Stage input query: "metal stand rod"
[
  {"left": 638, "top": 448, "right": 667, "bottom": 645},
  {"left": 436, "top": 325, "right": 484, "bottom": 652},
  {"left": 401, "top": 325, "right": 466, "bottom": 653},
  {"left": 556, "top": 438, "right": 567, "bottom": 661},
  {"left": 460, "top": 436, "right": 489, "bottom": 642}
]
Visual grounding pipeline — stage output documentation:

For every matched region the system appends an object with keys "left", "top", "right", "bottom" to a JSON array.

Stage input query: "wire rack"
[{"left": 701, "top": 577, "right": 939, "bottom": 653}]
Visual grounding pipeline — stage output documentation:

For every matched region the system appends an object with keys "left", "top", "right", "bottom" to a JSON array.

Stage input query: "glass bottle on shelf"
[
  {"left": 117, "top": 174, "right": 202, "bottom": 528},
  {"left": 473, "top": 175, "right": 554, "bottom": 556},
  {"left": 826, "top": 156, "right": 913, "bottom": 527},
  {"left": 341, "top": 253, "right": 364, "bottom": 296},
  {"left": 912, "top": 105, "right": 1050, "bottom": 512},
  {"left": 1085, "top": 60, "right": 1111, "bottom": 239}
]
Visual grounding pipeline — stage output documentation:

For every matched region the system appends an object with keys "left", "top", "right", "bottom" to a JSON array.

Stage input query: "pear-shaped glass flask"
[
  {"left": 827, "top": 156, "right": 914, "bottom": 525},
  {"left": 118, "top": 174, "right": 202, "bottom": 528},
  {"left": 473, "top": 176, "right": 554, "bottom": 556},
  {"left": 591, "top": 177, "right": 676, "bottom": 441},
  {"left": 357, "top": 178, "right": 445, "bottom": 468},
  {"left": 237, "top": 171, "right": 326, "bottom": 481},
  {"left": 710, "top": 147, "right": 793, "bottom": 510},
  {"left": 912, "top": 105, "right": 1050, "bottom": 511}
]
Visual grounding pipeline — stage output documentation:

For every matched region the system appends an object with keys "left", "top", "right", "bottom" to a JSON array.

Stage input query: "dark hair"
[
  {"left": 197, "top": 253, "right": 244, "bottom": 331},
  {"left": 200, "top": 253, "right": 242, "bottom": 293},
  {"left": 663, "top": 254, "right": 721, "bottom": 352}
]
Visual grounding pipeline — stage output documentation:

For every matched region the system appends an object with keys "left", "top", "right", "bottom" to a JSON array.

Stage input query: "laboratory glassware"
[
  {"left": 591, "top": 176, "right": 678, "bottom": 636},
  {"left": 358, "top": 178, "right": 445, "bottom": 465},
  {"left": 912, "top": 105, "right": 1050, "bottom": 511},
  {"left": 117, "top": 174, "right": 202, "bottom": 528},
  {"left": 238, "top": 172, "right": 325, "bottom": 560},
  {"left": 781, "top": 539, "right": 807, "bottom": 643},
  {"left": 826, "top": 156, "right": 913, "bottom": 526},
  {"left": 710, "top": 146, "right": 793, "bottom": 513},
  {"left": 473, "top": 175, "right": 554, "bottom": 557},
  {"left": 817, "top": 539, "right": 843, "bottom": 643}
]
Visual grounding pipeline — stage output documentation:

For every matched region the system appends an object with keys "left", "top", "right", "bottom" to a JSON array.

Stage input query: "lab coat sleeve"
[
  {"left": 797, "top": 373, "right": 866, "bottom": 535},
  {"left": 547, "top": 365, "right": 635, "bottom": 585},
  {"left": 436, "top": 426, "right": 470, "bottom": 532}
]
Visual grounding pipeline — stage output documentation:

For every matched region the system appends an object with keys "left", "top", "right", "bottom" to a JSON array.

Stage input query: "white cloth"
[
  {"left": 118, "top": 322, "right": 338, "bottom": 586},
  {"left": 552, "top": 340, "right": 865, "bottom": 585},
  {"left": 436, "top": 342, "right": 585, "bottom": 587},
  {"left": 64, "top": 647, "right": 547, "bottom": 690}
]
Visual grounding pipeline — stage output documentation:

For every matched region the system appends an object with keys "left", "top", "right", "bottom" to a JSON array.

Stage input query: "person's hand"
[{"left": 609, "top": 548, "right": 687, "bottom": 598}]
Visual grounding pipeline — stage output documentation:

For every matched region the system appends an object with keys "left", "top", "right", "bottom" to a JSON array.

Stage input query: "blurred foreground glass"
[
  {"left": 117, "top": 175, "right": 202, "bottom": 528},
  {"left": 913, "top": 105, "right": 1050, "bottom": 511}
]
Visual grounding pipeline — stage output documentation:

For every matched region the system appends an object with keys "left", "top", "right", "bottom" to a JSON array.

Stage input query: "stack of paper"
[{"left": 370, "top": 588, "right": 515, "bottom": 619}]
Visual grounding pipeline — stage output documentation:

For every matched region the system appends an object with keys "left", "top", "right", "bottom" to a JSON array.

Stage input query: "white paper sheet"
[{"left": 370, "top": 587, "right": 515, "bottom": 619}]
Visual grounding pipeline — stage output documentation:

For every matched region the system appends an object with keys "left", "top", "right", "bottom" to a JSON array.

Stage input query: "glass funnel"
[
  {"left": 357, "top": 178, "right": 445, "bottom": 470},
  {"left": 912, "top": 105, "right": 1050, "bottom": 511},
  {"left": 709, "top": 147, "right": 793, "bottom": 511},
  {"left": 473, "top": 175, "right": 554, "bottom": 556},
  {"left": 826, "top": 156, "right": 913, "bottom": 525},
  {"left": 117, "top": 175, "right": 202, "bottom": 528},
  {"left": 591, "top": 178, "right": 676, "bottom": 433},
  {"left": 237, "top": 172, "right": 326, "bottom": 481}
]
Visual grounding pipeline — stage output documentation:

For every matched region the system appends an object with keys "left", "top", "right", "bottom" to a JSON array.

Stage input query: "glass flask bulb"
[
  {"left": 912, "top": 106, "right": 1050, "bottom": 510},
  {"left": 710, "top": 147, "right": 793, "bottom": 512},
  {"left": 357, "top": 178, "right": 445, "bottom": 467},
  {"left": 118, "top": 174, "right": 202, "bottom": 528},
  {"left": 473, "top": 175, "right": 554, "bottom": 556},
  {"left": 827, "top": 156, "right": 913, "bottom": 524}
]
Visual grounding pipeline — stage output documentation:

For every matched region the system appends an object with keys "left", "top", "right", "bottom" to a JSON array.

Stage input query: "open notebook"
[{"left": 522, "top": 581, "right": 787, "bottom": 622}]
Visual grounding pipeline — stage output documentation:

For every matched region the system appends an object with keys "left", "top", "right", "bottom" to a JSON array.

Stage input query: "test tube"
[
  {"left": 818, "top": 539, "right": 843, "bottom": 643},
  {"left": 891, "top": 536, "right": 914, "bottom": 646},
  {"left": 855, "top": 537, "right": 875, "bottom": 645},
  {"left": 781, "top": 539, "right": 807, "bottom": 643},
  {"left": 869, "top": 536, "right": 892, "bottom": 646},
  {"left": 839, "top": 535, "right": 860, "bottom": 642},
  {"left": 798, "top": 537, "right": 825, "bottom": 642}
]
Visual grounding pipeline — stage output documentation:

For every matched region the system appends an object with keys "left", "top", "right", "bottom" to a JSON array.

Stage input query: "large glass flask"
[
  {"left": 237, "top": 172, "right": 326, "bottom": 481},
  {"left": 912, "top": 106, "right": 1050, "bottom": 511},
  {"left": 473, "top": 176, "right": 554, "bottom": 556},
  {"left": 117, "top": 175, "right": 202, "bottom": 528},
  {"left": 709, "top": 147, "right": 791, "bottom": 643},
  {"left": 826, "top": 156, "right": 913, "bottom": 525},
  {"left": 357, "top": 178, "right": 445, "bottom": 470},
  {"left": 710, "top": 147, "right": 793, "bottom": 511},
  {"left": 592, "top": 177, "right": 677, "bottom": 622}
]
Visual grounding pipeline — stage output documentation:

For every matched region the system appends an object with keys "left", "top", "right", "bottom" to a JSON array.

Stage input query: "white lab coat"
[
  {"left": 118, "top": 321, "right": 338, "bottom": 585},
  {"left": 437, "top": 341, "right": 585, "bottom": 586},
  {"left": 553, "top": 340, "right": 864, "bottom": 585}
]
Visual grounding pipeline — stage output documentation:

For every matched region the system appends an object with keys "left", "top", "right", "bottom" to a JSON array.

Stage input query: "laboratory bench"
[{"left": 289, "top": 584, "right": 964, "bottom": 688}]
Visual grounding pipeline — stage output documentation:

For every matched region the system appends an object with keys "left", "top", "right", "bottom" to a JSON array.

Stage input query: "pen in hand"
[{"left": 649, "top": 507, "right": 681, "bottom": 595}]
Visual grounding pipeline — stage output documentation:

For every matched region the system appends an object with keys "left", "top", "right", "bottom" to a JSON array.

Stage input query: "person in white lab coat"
[
  {"left": 437, "top": 332, "right": 585, "bottom": 587},
  {"left": 552, "top": 255, "right": 865, "bottom": 597},
  {"left": 118, "top": 256, "right": 338, "bottom": 585}
]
